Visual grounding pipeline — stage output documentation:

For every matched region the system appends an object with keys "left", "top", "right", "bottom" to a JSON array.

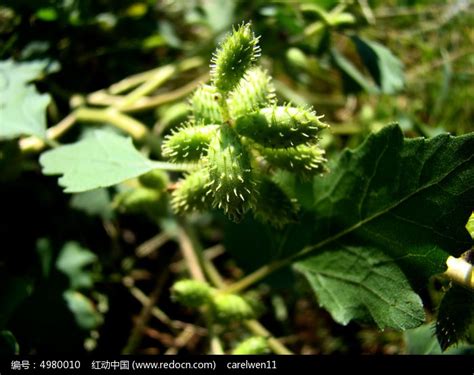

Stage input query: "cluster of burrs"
[{"left": 162, "top": 23, "right": 328, "bottom": 226}]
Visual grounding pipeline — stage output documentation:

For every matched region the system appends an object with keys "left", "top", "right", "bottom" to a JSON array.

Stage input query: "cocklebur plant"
[
  {"left": 114, "top": 169, "right": 169, "bottom": 218},
  {"left": 14, "top": 16, "right": 474, "bottom": 354},
  {"left": 162, "top": 22, "right": 328, "bottom": 224}
]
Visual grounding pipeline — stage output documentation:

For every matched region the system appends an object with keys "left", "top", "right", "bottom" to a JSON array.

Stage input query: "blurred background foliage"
[{"left": 0, "top": 0, "right": 473, "bottom": 354}]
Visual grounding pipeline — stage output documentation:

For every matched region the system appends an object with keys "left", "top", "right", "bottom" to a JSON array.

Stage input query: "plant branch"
[
  {"left": 20, "top": 57, "right": 204, "bottom": 154},
  {"left": 122, "top": 265, "right": 170, "bottom": 354},
  {"left": 164, "top": 325, "right": 198, "bottom": 355},
  {"left": 176, "top": 221, "right": 206, "bottom": 283},
  {"left": 124, "top": 73, "right": 209, "bottom": 113},
  {"left": 174, "top": 219, "right": 227, "bottom": 354},
  {"left": 194, "top": 239, "right": 294, "bottom": 355},
  {"left": 92, "top": 56, "right": 204, "bottom": 97},
  {"left": 115, "top": 65, "right": 177, "bottom": 110},
  {"left": 125, "top": 279, "right": 207, "bottom": 334},
  {"left": 223, "top": 258, "right": 290, "bottom": 294},
  {"left": 178, "top": 222, "right": 225, "bottom": 288},
  {"left": 74, "top": 107, "right": 150, "bottom": 140},
  {"left": 19, "top": 113, "right": 77, "bottom": 153},
  {"left": 108, "top": 67, "right": 171, "bottom": 95},
  {"left": 243, "top": 321, "right": 292, "bottom": 355},
  {"left": 205, "top": 313, "right": 225, "bottom": 355},
  {"left": 135, "top": 232, "right": 171, "bottom": 258}
]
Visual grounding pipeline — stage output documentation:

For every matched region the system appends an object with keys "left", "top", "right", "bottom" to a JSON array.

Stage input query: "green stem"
[
  {"left": 223, "top": 259, "right": 288, "bottom": 294},
  {"left": 151, "top": 161, "right": 194, "bottom": 172},
  {"left": 176, "top": 221, "right": 206, "bottom": 282},
  {"left": 217, "top": 95, "right": 231, "bottom": 124},
  {"left": 74, "top": 107, "right": 149, "bottom": 140},
  {"left": 205, "top": 312, "right": 225, "bottom": 355},
  {"left": 114, "top": 57, "right": 204, "bottom": 110},
  {"left": 225, "top": 219, "right": 364, "bottom": 294},
  {"left": 175, "top": 218, "right": 225, "bottom": 354},
  {"left": 293, "top": 2, "right": 348, "bottom": 42},
  {"left": 19, "top": 113, "right": 77, "bottom": 153},
  {"left": 127, "top": 281, "right": 206, "bottom": 333},
  {"left": 108, "top": 56, "right": 203, "bottom": 95},
  {"left": 194, "top": 236, "right": 294, "bottom": 355},
  {"left": 124, "top": 73, "right": 209, "bottom": 113},
  {"left": 243, "top": 321, "right": 292, "bottom": 355},
  {"left": 116, "top": 65, "right": 176, "bottom": 110},
  {"left": 179, "top": 221, "right": 225, "bottom": 288}
]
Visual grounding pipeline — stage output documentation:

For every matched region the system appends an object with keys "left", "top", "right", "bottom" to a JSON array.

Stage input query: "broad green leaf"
[
  {"left": 352, "top": 36, "right": 404, "bottom": 94},
  {"left": 56, "top": 242, "right": 98, "bottom": 289},
  {"left": 40, "top": 130, "right": 156, "bottom": 193},
  {"left": 0, "top": 59, "right": 51, "bottom": 140},
  {"left": 293, "top": 125, "right": 473, "bottom": 329},
  {"left": 331, "top": 48, "right": 378, "bottom": 94},
  {"left": 295, "top": 244, "right": 425, "bottom": 330},
  {"left": 436, "top": 285, "right": 474, "bottom": 350}
]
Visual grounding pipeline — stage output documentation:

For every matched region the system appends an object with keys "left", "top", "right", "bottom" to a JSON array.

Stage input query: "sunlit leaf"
[
  {"left": 295, "top": 125, "right": 473, "bottom": 329},
  {"left": 295, "top": 244, "right": 425, "bottom": 330},
  {"left": 0, "top": 59, "right": 51, "bottom": 140},
  {"left": 40, "top": 130, "right": 156, "bottom": 193}
]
